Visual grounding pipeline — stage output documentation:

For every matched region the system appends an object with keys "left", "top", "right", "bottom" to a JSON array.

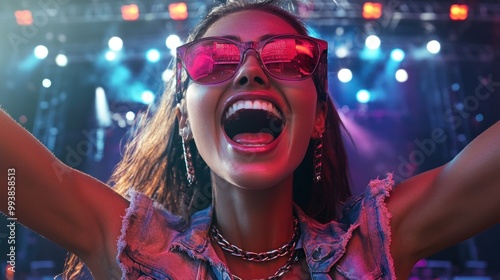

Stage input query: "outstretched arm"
[
  {"left": 388, "top": 121, "right": 500, "bottom": 277},
  {"left": 0, "top": 109, "right": 128, "bottom": 278}
]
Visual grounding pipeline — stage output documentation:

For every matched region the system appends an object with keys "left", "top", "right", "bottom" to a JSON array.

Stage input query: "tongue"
[{"left": 232, "top": 132, "right": 275, "bottom": 145}]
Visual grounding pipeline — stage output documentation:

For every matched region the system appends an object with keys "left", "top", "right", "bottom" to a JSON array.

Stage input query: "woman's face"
[{"left": 184, "top": 10, "right": 324, "bottom": 189}]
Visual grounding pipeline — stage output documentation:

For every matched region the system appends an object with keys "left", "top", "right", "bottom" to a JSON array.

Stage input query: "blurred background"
[{"left": 0, "top": 0, "right": 499, "bottom": 279}]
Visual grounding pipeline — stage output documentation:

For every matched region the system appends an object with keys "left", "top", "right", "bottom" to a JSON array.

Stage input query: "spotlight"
[
  {"left": 450, "top": 4, "right": 468, "bottom": 21},
  {"left": 55, "top": 54, "right": 68, "bottom": 67},
  {"left": 166, "top": 35, "right": 182, "bottom": 50},
  {"left": 426, "top": 40, "right": 441, "bottom": 54},
  {"left": 42, "top": 79, "right": 52, "bottom": 88},
  {"left": 34, "top": 45, "right": 49, "bottom": 59},
  {"left": 338, "top": 68, "right": 353, "bottom": 83},
  {"left": 335, "top": 46, "right": 349, "bottom": 58},
  {"left": 121, "top": 4, "right": 140, "bottom": 21},
  {"left": 126, "top": 111, "right": 136, "bottom": 121},
  {"left": 395, "top": 69, "right": 408, "bottom": 83},
  {"left": 356, "top": 89, "right": 371, "bottom": 103},
  {"left": 363, "top": 2, "right": 383, "bottom": 19},
  {"left": 105, "top": 51, "right": 117, "bottom": 61},
  {"left": 15, "top": 10, "right": 33, "bottom": 25},
  {"left": 365, "top": 35, "right": 381, "bottom": 50},
  {"left": 108, "top": 37, "right": 123, "bottom": 51},
  {"left": 169, "top": 3, "right": 188, "bottom": 20},
  {"left": 141, "top": 90, "right": 155, "bottom": 104},
  {"left": 146, "top": 49, "right": 161, "bottom": 63},
  {"left": 390, "top": 49, "right": 405, "bottom": 62}
]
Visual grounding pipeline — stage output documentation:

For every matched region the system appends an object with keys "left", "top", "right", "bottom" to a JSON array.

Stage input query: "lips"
[{"left": 221, "top": 98, "right": 285, "bottom": 146}]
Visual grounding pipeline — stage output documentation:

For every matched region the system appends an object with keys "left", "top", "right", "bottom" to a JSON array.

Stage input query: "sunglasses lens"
[
  {"left": 262, "top": 37, "right": 319, "bottom": 80},
  {"left": 184, "top": 40, "right": 241, "bottom": 84},
  {"left": 183, "top": 36, "right": 321, "bottom": 84}
]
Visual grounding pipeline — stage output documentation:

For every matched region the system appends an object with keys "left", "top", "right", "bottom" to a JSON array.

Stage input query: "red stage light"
[
  {"left": 15, "top": 10, "right": 33, "bottom": 25},
  {"left": 169, "top": 3, "right": 188, "bottom": 20},
  {"left": 450, "top": 4, "right": 468, "bottom": 20},
  {"left": 121, "top": 4, "right": 139, "bottom": 21},
  {"left": 363, "top": 2, "right": 383, "bottom": 19}
]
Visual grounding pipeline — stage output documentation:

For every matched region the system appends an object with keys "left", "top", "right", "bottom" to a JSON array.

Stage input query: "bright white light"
[
  {"left": 108, "top": 36, "right": 123, "bottom": 51},
  {"left": 356, "top": 89, "right": 371, "bottom": 103},
  {"left": 162, "top": 69, "right": 174, "bottom": 82},
  {"left": 34, "top": 45, "right": 49, "bottom": 59},
  {"left": 55, "top": 54, "right": 68, "bottom": 67},
  {"left": 337, "top": 68, "right": 353, "bottom": 83},
  {"left": 166, "top": 35, "right": 182, "bottom": 50},
  {"left": 427, "top": 40, "right": 441, "bottom": 54},
  {"left": 42, "top": 79, "right": 52, "bottom": 88},
  {"left": 95, "top": 87, "right": 112, "bottom": 127},
  {"left": 105, "top": 50, "right": 117, "bottom": 61},
  {"left": 335, "top": 46, "right": 349, "bottom": 58},
  {"left": 390, "top": 49, "right": 405, "bottom": 62},
  {"left": 125, "top": 111, "right": 136, "bottom": 121},
  {"left": 395, "top": 69, "right": 408, "bottom": 82},
  {"left": 141, "top": 90, "right": 155, "bottom": 104},
  {"left": 146, "top": 49, "right": 161, "bottom": 63},
  {"left": 365, "top": 35, "right": 381, "bottom": 50}
]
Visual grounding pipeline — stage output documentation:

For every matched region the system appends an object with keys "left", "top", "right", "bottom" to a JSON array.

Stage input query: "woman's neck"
[{"left": 211, "top": 173, "right": 295, "bottom": 254}]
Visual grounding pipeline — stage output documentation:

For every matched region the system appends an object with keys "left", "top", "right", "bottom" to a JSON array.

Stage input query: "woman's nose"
[{"left": 232, "top": 51, "right": 270, "bottom": 88}]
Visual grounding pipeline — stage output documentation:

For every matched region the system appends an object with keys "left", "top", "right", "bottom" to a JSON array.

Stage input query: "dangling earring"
[
  {"left": 180, "top": 124, "right": 196, "bottom": 187},
  {"left": 313, "top": 132, "right": 323, "bottom": 183}
]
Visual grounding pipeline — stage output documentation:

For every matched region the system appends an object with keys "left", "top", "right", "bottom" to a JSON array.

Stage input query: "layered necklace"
[{"left": 210, "top": 217, "right": 301, "bottom": 280}]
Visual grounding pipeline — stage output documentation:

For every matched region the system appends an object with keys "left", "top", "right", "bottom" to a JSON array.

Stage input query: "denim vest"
[{"left": 117, "top": 175, "right": 396, "bottom": 279}]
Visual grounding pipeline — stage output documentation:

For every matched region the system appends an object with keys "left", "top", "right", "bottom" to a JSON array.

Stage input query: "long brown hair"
[{"left": 63, "top": 0, "right": 351, "bottom": 278}]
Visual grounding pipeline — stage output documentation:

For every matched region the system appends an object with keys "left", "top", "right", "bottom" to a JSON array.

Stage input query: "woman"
[{"left": 1, "top": 0, "right": 499, "bottom": 279}]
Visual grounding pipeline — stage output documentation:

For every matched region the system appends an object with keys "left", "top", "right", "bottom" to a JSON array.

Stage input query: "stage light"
[
  {"left": 42, "top": 79, "right": 52, "bottom": 88},
  {"left": 335, "top": 46, "right": 349, "bottom": 58},
  {"left": 55, "top": 54, "right": 68, "bottom": 67},
  {"left": 356, "top": 89, "right": 371, "bottom": 103},
  {"left": 105, "top": 51, "right": 117, "bottom": 61},
  {"left": 162, "top": 69, "right": 174, "bottom": 82},
  {"left": 451, "top": 83, "right": 460, "bottom": 91},
  {"left": 108, "top": 36, "right": 123, "bottom": 51},
  {"left": 475, "top": 114, "right": 484, "bottom": 122},
  {"left": 95, "top": 87, "right": 112, "bottom": 127},
  {"left": 126, "top": 111, "right": 136, "bottom": 121},
  {"left": 15, "top": 10, "right": 33, "bottom": 25},
  {"left": 390, "top": 49, "right": 405, "bottom": 62},
  {"left": 363, "top": 2, "right": 382, "bottom": 19},
  {"left": 121, "top": 4, "right": 140, "bottom": 21},
  {"left": 338, "top": 68, "right": 353, "bottom": 83},
  {"left": 365, "top": 35, "right": 381, "bottom": 50},
  {"left": 34, "top": 45, "right": 49, "bottom": 59},
  {"left": 146, "top": 49, "right": 161, "bottom": 63},
  {"left": 169, "top": 3, "right": 188, "bottom": 20},
  {"left": 427, "top": 40, "right": 441, "bottom": 54},
  {"left": 142, "top": 90, "right": 155, "bottom": 104},
  {"left": 166, "top": 34, "right": 182, "bottom": 50},
  {"left": 450, "top": 4, "right": 468, "bottom": 21},
  {"left": 395, "top": 69, "right": 408, "bottom": 83}
]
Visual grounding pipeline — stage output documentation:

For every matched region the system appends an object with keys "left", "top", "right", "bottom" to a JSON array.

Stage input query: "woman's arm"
[
  {"left": 388, "top": 121, "right": 500, "bottom": 277},
  {"left": 0, "top": 109, "right": 128, "bottom": 277}
]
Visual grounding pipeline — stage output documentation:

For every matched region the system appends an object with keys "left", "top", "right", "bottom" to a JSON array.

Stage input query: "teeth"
[{"left": 225, "top": 99, "right": 282, "bottom": 121}]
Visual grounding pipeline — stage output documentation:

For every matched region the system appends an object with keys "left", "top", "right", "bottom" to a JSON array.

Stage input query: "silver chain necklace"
[
  {"left": 210, "top": 217, "right": 300, "bottom": 262},
  {"left": 232, "top": 250, "right": 303, "bottom": 280}
]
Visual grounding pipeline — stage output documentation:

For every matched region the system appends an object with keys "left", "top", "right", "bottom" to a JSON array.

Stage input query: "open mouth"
[{"left": 222, "top": 99, "right": 285, "bottom": 146}]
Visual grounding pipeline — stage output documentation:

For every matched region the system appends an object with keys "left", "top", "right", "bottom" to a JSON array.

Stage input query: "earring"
[
  {"left": 313, "top": 132, "right": 323, "bottom": 183},
  {"left": 180, "top": 125, "right": 197, "bottom": 187}
]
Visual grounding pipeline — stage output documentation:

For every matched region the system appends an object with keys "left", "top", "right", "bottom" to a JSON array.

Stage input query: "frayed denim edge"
[
  {"left": 369, "top": 173, "right": 396, "bottom": 279},
  {"left": 116, "top": 189, "right": 141, "bottom": 280}
]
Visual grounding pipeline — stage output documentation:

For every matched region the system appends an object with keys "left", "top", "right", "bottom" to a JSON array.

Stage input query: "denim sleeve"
[
  {"left": 116, "top": 191, "right": 190, "bottom": 280},
  {"left": 335, "top": 174, "right": 396, "bottom": 279}
]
